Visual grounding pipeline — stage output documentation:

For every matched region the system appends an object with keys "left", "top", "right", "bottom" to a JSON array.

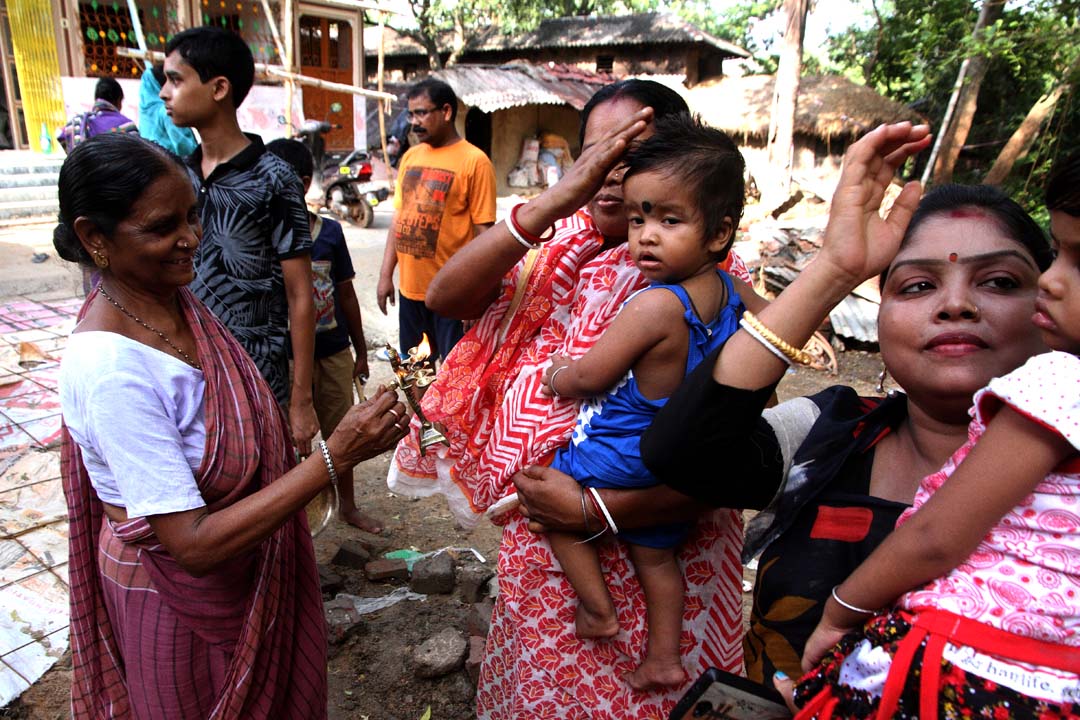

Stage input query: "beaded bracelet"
[
  {"left": 318, "top": 440, "right": 339, "bottom": 485},
  {"left": 741, "top": 311, "right": 814, "bottom": 365}
]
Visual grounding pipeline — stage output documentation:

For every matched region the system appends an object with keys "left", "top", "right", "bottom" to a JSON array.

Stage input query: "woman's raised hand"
[
  {"left": 817, "top": 122, "right": 932, "bottom": 289},
  {"left": 325, "top": 386, "right": 410, "bottom": 468},
  {"left": 541, "top": 107, "right": 654, "bottom": 222}
]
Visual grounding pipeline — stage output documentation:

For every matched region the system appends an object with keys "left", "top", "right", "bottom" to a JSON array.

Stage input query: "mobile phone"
[{"left": 668, "top": 668, "right": 792, "bottom": 720}]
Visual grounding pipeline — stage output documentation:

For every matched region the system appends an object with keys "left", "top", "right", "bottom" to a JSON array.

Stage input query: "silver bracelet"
[
  {"left": 831, "top": 585, "right": 878, "bottom": 615},
  {"left": 548, "top": 365, "right": 569, "bottom": 397},
  {"left": 575, "top": 486, "right": 609, "bottom": 544},
  {"left": 318, "top": 440, "right": 339, "bottom": 485}
]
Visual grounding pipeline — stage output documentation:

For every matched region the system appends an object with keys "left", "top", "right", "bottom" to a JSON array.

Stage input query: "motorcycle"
[{"left": 295, "top": 103, "right": 391, "bottom": 228}]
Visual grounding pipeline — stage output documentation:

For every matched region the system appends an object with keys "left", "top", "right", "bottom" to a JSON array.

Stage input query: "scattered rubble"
[
  {"left": 331, "top": 539, "right": 372, "bottom": 569},
  {"left": 324, "top": 596, "right": 365, "bottom": 645},
  {"left": 457, "top": 562, "right": 495, "bottom": 604},
  {"left": 412, "top": 628, "right": 468, "bottom": 679},
  {"left": 364, "top": 557, "right": 410, "bottom": 581},
  {"left": 409, "top": 551, "right": 455, "bottom": 595}
]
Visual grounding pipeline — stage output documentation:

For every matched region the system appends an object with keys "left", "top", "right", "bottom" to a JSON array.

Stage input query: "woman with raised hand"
[
  {"left": 392, "top": 79, "right": 758, "bottom": 718},
  {"left": 640, "top": 124, "right": 1056, "bottom": 695}
]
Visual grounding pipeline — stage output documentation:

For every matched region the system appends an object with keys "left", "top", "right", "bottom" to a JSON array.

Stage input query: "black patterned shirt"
[{"left": 186, "top": 133, "right": 312, "bottom": 405}]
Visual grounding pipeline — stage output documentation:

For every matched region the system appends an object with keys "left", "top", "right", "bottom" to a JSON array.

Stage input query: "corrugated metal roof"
[
  {"left": 829, "top": 295, "right": 880, "bottom": 344},
  {"left": 432, "top": 63, "right": 609, "bottom": 112}
]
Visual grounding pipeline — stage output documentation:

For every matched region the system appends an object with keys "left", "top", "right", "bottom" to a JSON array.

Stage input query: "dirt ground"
[{"left": 4, "top": 348, "right": 884, "bottom": 720}]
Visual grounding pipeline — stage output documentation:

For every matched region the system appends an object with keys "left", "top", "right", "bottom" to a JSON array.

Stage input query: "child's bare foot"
[
  {"left": 340, "top": 508, "right": 384, "bottom": 534},
  {"left": 624, "top": 659, "right": 687, "bottom": 691},
  {"left": 575, "top": 604, "right": 619, "bottom": 639}
]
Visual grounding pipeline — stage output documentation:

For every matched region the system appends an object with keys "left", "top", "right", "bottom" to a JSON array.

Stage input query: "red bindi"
[
  {"left": 947, "top": 208, "right": 985, "bottom": 219},
  {"left": 948, "top": 252, "right": 959, "bottom": 262}
]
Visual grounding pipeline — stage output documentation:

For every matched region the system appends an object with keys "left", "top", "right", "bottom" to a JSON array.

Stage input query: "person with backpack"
[{"left": 57, "top": 78, "right": 138, "bottom": 153}]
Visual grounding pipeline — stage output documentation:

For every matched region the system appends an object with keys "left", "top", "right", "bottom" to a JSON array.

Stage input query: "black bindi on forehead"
[{"left": 641, "top": 200, "right": 653, "bottom": 213}]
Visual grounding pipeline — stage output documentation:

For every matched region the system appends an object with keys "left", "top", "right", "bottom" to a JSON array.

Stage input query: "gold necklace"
[{"left": 97, "top": 285, "right": 202, "bottom": 370}]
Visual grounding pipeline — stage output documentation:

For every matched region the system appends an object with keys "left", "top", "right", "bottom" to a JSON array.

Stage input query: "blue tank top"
[{"left": 555, "top": 269, "right": 745, "bottom": 489}]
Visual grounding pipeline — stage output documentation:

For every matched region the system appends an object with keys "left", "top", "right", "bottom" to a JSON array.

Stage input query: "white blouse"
[{"left": 60, "top": 331, "right": 207, "bottom": 517}]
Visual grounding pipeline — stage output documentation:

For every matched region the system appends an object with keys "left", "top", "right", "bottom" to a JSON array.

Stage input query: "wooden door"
[{"left": 299, "top": 14, "right": 353, "bottom": 152}]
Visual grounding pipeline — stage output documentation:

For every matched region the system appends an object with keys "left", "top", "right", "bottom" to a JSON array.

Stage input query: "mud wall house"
[
  {"left": 427, "top": 63, "right": 609, "bottom": 196},
  {"left": 688, "top": 74, "right": 923, "bottom": 195},
  {"left": 364, "top": 12, "right": 749, "bottom": 86},
  {"left": 4, "top": 0, "right": 372, "bottom": 153}
]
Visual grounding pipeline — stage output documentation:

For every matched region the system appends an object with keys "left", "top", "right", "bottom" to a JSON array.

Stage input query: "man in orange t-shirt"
[{"left": 376, "top": 78, "right": 496, "bottom": 360}]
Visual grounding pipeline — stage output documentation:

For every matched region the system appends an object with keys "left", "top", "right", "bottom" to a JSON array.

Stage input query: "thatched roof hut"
[{"left": 689, "top": 74, "right": 923, "bottom": 140}]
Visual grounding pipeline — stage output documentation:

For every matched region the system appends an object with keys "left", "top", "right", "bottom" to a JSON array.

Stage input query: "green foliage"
[
  {"left": 675, "top": 0, "right": 783, "bottom": 71},
  {"left": 828, "top": 0, "right": 1080, "bottom": 206}
]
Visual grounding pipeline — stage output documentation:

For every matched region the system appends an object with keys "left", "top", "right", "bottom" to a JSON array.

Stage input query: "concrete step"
[
  {"left": 0, "top": 162, "right": 63, "bottom": 176},
  {"left": 0, "top": 172, "right": 59, "bottom": 189},
  {"left": 0, "top": 185, "right": 58, "bottom": 203},
  {"left": 0, "top": 199, "right": 58, "bottom": 224}
]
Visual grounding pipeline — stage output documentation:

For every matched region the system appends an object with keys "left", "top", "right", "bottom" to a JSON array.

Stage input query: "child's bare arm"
[
  {"left": 802, "top": 405, "right": 1073, "bottom": 670},
  {"left": 541, "top": 290, "right": 684, "bottom": 398},
  {"left": 283, "top": 255, "right": 319, "bottom": 453}
]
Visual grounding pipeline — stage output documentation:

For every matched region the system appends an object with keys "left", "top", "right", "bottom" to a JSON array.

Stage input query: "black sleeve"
[{"left": 641, "top": 345, "right": 785, "bottom": 511}]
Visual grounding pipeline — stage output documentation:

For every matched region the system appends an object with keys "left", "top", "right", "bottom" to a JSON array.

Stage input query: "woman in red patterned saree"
[
  {"left": 54, "top": 133, "right": 409, "bottom": 719},
  {"left": 390, "top": 80, "right": 761, "bottom": 719}
]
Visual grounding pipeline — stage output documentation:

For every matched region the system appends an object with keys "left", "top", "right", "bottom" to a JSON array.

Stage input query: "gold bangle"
[{"left": 741, "top": 311, "right": 814, "bottom": 365}]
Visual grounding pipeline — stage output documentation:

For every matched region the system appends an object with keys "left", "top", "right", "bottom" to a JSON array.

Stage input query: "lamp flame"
[{"left": 414, "top": 333, "right": 432, "bottom": 361}]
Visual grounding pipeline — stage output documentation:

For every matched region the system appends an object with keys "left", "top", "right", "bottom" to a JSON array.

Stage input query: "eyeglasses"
[{"left": 406, "top": 106, "right": 440, "bottom": 121}]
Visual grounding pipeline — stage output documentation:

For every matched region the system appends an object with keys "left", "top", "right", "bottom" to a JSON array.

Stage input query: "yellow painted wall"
[{"left": 8, "top": 0, "right": 66, "bottom": 153}]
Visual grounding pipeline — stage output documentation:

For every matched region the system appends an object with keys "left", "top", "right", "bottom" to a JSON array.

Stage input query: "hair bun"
[{"left": 53, "top": 222, "right": 90, "bottom": 264}]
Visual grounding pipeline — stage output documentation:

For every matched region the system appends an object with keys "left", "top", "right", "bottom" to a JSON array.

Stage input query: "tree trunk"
[
  {"left": 764, "top": 0, "right": 808, "bottom": 212},
  {"left": 445, "top": 7, "right": 468, "bottom": 68},
  {"left": 931, "top": 0, "right": 1005, "bottom": 185},
  {"left": 982, "top": 56, "right": 1079, "bottom": 185}
]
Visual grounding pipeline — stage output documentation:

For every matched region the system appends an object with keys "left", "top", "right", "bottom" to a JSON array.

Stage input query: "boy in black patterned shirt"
[{"left": 161, "top": 26, "right": 320, "bottom": 454}]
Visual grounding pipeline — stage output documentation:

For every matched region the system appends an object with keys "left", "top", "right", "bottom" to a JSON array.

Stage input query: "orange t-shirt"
[{"left": 391, "top": 139, "right": 497, "bottom": 301}]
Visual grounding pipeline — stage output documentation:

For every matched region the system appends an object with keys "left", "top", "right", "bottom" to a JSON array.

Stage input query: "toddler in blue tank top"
[{"left": 541, "top": 114, "right": 749, "bottom": 691}]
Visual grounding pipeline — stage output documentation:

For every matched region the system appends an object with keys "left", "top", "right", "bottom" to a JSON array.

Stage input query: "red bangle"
[
  {"left": 509, "top": 203, "right": 555, "bottom": 245},
  {"left": 584, "top": 489, "right": 608, "bottom": 531}
]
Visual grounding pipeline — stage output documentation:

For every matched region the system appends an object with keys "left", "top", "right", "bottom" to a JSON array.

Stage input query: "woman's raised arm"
[
  {"left": 425, "top": 107, "right": 654, "bottom": 320},
  {"left": 712, "top": 122, "right": 931, "bottom": 392}
]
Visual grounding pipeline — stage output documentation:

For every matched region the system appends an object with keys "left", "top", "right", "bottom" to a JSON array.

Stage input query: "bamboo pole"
[
  {"left": 125, "top": 0, "right": 147, "bottom": 52},
  {"left": 283, "top": 0, "right": 295, "bottom": 139},
  {"left": 117, "top": 47, "right": 397, "bottom": 102},
  {"left": 376, "top": 11, "right": 390, "bottom": 172},
  {"left": 258, "top": 0, "right": 288, "bottom": 62}
]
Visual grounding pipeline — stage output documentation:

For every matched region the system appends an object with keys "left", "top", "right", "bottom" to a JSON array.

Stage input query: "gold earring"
[{"left": 92, "top": 251, "right": 109, "bottom": 269}]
